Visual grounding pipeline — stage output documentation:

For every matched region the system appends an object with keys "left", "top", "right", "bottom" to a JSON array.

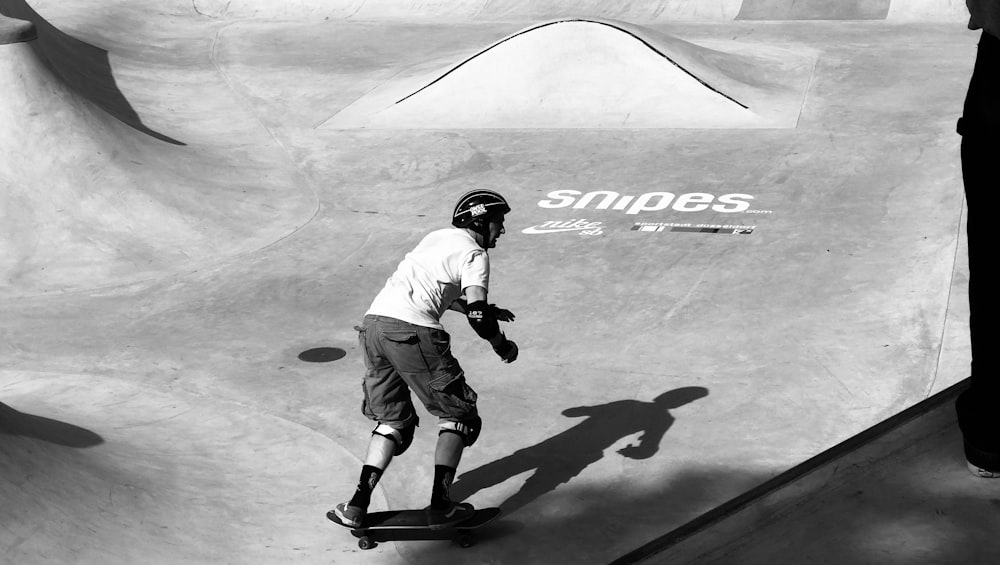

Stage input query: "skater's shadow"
[
  {"left": 453, "top": 386, "right": 709, "bottom": 513},
  {"left": 0, "top": 402, "right": 104, "bottom": 448}
]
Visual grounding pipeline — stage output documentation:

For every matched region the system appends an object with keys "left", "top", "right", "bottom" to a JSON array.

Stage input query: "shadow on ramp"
[
  {"left": 0, "top": 402, "right": 104, "bottom": 448},
  {"left": 612, "top": 380, "right": 997, "bottom": 564},
  {"left": 453, "top": 387, "right": 710, "bottom": 513},
  {"left": 0, "top": 0, "right": 183, "bottom": 145}
]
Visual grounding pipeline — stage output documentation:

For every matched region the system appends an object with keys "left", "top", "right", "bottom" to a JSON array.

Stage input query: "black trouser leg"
[
  {"left": 957, "top": 132, "right": 1000, "bottom": 467},
  {"left": 956, "top": 32, "right": 1000, "bottom": 470}
]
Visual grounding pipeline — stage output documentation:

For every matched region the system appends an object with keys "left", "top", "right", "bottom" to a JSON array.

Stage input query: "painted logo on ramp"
[{"left": 522, "top": 219, "right": 604, "bottom": 236}]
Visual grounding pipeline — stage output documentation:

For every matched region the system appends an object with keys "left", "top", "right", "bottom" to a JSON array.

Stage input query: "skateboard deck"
[{"left": 328, "top": 507, "right": 502, "bottom": 550}]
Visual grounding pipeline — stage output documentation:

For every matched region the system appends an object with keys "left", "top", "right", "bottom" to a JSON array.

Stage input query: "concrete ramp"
[
  {"left": 0, "top": 1, "right": 985, "bottom": 564},
  {"left": 189, "top": 0, "right": 966, "bottom": 21},
  {"left": 737, "top": 0, "right": 891, "bottom": 20},
  {"left": 0, "top": 371, "right": 351, "bottom": 564},
  {"left": 886, "top": 0, "right": 970, "bottom": 21},
  {"left": 0, "top": 11, "right": 33, "bottom": 42},
  {"left": 737, "top": 0, "right": 968, "bottom": 20},
  {"left": 322, "top": 19, "right": 815, "bottom": 129},
  {"left": 192, "top": 0, "right": 745, "bottom": 22},
  {"left": 0, "top": 0, "right": 316, "bottom": 297}
]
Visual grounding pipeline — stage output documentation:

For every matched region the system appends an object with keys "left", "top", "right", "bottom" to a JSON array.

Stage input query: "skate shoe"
[
  {"left": 968, "top": 461, "right": 1000, "bottom": 479},
  {"left": 425, "top": 501, "right": 474, "bottom": 530},
  {"left": 328, "top": 502, "right": 366, "bottom": 528}
]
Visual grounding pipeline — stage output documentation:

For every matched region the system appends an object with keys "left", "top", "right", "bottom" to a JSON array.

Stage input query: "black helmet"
[{"left": 451, "top": 189, "right": 510, "bottom": 228}]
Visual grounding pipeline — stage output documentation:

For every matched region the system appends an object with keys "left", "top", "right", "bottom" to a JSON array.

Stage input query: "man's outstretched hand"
[{"left": 490, "top": 305, "right": 515, "bottom": 323}]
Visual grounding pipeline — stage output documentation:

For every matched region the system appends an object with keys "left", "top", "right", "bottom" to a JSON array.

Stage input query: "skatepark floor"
[
  {"left": 2, "top": 1, "right": 999, "bottom": 563},
  {"left": 619, "top": 380, "right": 1000, "bottom": 565}
]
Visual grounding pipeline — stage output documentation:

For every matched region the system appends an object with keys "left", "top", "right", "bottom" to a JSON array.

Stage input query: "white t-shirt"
[{"left": 366, "top": 228, "right": 490, "bottom": 329}]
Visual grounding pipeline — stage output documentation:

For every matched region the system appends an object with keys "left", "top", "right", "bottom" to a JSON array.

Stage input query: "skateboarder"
[
  {"left": 331, "top": 189, "right": 519, "bottom": 529},
  {"left": 956, "top": 0, "right": 1000, "bottom": 479}
]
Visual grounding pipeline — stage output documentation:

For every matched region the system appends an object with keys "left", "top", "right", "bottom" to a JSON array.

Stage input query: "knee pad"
[
  {"left": 373, "top": 419, "right": 417, "bottom": 456},
  {"left": 438, "top": 416, "right": 482, "bottom": 447}
]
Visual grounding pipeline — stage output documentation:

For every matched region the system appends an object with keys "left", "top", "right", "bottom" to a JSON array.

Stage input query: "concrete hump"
[{"left": 321, "top": 19, "right": 816, "bottom": 129}]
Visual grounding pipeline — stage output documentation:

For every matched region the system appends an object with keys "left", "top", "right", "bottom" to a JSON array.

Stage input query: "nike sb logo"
[{"left": 522, "top": 219, "right": 604, "bottom": 235}]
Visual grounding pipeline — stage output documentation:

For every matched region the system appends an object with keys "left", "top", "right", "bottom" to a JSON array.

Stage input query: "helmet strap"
[{"left": 467, "top": 220, "right": 491, "bottom": 248}]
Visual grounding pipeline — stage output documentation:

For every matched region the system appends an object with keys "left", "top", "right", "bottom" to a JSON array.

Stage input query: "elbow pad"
[{"left": 466, "top": 300, "right": 501, "bottom": 340}]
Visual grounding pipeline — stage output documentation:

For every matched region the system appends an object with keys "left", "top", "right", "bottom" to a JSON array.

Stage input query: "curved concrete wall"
[
  {"left": 0, "top": 12, "right": 33, "bottom": 43},
  {"left": 0, "top": 0, "right": 318, "bottom": 296},
  {"left": 193, "top": 0, "right": 968, "bottom": 21},
  {"left": 886, "top": 0, "right": 969, "bottom": 21}
]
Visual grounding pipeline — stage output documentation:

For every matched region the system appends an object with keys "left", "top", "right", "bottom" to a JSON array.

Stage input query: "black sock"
[
  {"left": 349, "top": 465, "right": 383, "bottom": 509},
  {"left": 431, "top": 465, "right": 457, "bottom": 509}
]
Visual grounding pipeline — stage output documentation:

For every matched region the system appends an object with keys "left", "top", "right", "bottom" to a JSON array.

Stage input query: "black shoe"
[
  {"left": 328, "top": 502, "right": 366, "bottom": 527},
  {"left": 425, "top": 502, "right": 474, "bottom": 530},
  {"left": 968, "top": 461, "right": 1000, "bottom": 479}
]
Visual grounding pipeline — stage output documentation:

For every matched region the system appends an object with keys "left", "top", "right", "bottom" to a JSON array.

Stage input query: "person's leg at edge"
[
  {"left": 957, "top": 30, "right": 1000, "bottom": 478},
  {"left": 958, "top": 131, "right": 1000, "bottom": 478}
]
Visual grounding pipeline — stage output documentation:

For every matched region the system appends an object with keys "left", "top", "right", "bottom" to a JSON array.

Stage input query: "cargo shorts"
[{"left": 358, "top": 315, "right": 479, "bottom": 428}]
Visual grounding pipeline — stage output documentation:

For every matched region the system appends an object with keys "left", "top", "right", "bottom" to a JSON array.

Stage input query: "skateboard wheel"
[
  {"left": 457, "top": 533, "right": 474, "bottom": 548},
  {"left": 358, "top": 536, "right": 375, "bottom": 550}
]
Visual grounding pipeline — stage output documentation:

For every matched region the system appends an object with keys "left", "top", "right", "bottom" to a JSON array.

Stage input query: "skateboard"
[{"left": 327, "top": 507, "right": 502, "bottom": 550}]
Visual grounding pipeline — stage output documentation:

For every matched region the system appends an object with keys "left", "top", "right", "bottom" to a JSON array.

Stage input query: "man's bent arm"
[{"left": 464, "top": 286, "right": 506, "bottom": 350}]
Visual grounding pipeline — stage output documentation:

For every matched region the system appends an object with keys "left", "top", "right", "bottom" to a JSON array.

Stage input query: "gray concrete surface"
[
  {"left": 630, "top": 381, "right": 1000, "bottom": 565},
  {"left": 0, "top": 1, "right": 992, "bottom": 563}
]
